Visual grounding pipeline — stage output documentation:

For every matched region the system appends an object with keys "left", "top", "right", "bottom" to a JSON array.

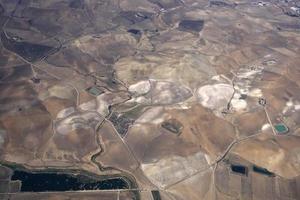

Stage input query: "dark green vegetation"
[
  {"left": 148, "top": 0, "right": 182, "bottom": 9},
  {"left": 1, "top": 32, "right": 54, "bottom": 62},
  {"left": 231, "top": 165, "right": 248, "bottom": 176},
  {"left": 151, "top": 190, "right": 161, "bottom": 200},
  {"left": 109, "top": 112, "right": 134, "bottom": 136},
  {"left": 127, "top": 29, "right": 141, "bottom": 35},
  {"left": 210, "top": 1, "right": 236, "bottom": 8},
  {"left": 11, "top": 170, "right": 129, "bottom": 192},
  {"left": 253, "top": 165, "right": 275, "bottom": 177},
  {"left": 86, "top": 86, "right": 104, "bottom": 96},
  {"left": 178, "top": 20, "right": 204, "bottom": 33}
]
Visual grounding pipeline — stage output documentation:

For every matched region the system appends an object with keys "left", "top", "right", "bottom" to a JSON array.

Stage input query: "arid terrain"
[{"left": 0, "top": 0, "right": 300, "bottom": 199}]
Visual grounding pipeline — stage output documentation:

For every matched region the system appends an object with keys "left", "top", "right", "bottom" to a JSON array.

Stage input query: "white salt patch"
[
  {"left": 56, "top": 123, "right": 72, "bottom": 135},
  {"left": 141, "top": 151, "right": 208, "bottom": 188},
  {"left": 231, "top": 99, "right": 247, "bottom": 111},
  {"left": 291, "top": 7, "right": 300, "bottom": 12},
  {"left": 204, "top": 154, "right": 212, "bottom": 165},
  {"left": 211, "top": 75, "right": 221, "bottom": 81},
  {"left": 264, "top": 54, "right": 272, "bottom": 58},
  {"left": 237, "top": 70, "right": 259, "bottom": 78},
  {"left": 239, "top": 88, "right": 249, "bottom": 94},
  {"left": 197, "top": 84, "right": 234, "bottom": 110},
  {"left": 79, "top": 100, "right": 97, "bottom": 111},
  {"left": 129, "top": 80, "right": 151, "bottom": 95},
  {"left": 295, "top": 105, "right": 300, "bottom": 110},
  {"left": 234, "top": 85, "right": 240, "bottom": 90},
  {"left": 56, "top": 112, "right": 101, "bottom": 135},
  {"left": 233, "top": 93, "right": 241, "bottom": 99},
  {"left": 134, "top": 96, "right": 149, "bottom": 104},
  {"left": 262, "top": 123, "right": 271, "bottom": 131},
  {"left": 283, "top": 100, "right": 294, "bottom": 114},
  {"left": 57, "top": 107, "right": 75, "bottom": 119},
  {"left": 286, "top": 100, "right": 293, "bottom": 107},
  {"left": 136, "top": 107, "right": 165, "bottom": 124},
  {"left": 249, "top": 88, "right": 263, "bottom": 97},
  {"left": 151, "top": 81, "right": 192, "bottom": 105},
  {"left": 95, "top": 95, "right": 110, "bottom": 116},
  {"left": 258, "top": 2, "right": 268, "bottom": 6},
  {"left": 178, "top": 103, "right": 191, "bottom": 110},
  {"left": 153, "top": 90, "right": 173, "bottom": 104}
]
